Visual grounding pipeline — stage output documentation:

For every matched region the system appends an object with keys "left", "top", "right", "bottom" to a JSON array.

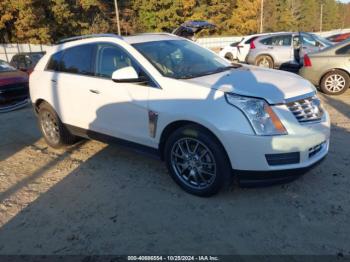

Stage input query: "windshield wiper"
[
  {"left": 176, "top": 64, "right": 242, "bottom": 79},
  {"left": 200, "top": 64, "right": 242, "bottom": 76}
]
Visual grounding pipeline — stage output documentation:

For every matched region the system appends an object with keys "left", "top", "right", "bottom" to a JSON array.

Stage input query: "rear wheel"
[
  {"left": 38, "top": 102, "right": 77, "bottom": 148},
  {"left": 164, "top": 125, "right": 232, "bottom": 197},
  {"left": 255, "top": 55, "right": 274, "bottom": 68},
  {"left": 224, "top": 52, "right": 234, "bottom": 61},
  {"left": 320, "top": 70, "right": 349, "bottom": 95}
]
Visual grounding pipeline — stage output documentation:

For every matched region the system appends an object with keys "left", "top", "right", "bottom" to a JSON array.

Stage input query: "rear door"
[
  {"left": 46, "top": 43, "right": 98, "bottom": 129},
  {"left": 335, "top": 43, "right": 350, "bottom": 72},
  {"left": 261, "top": 34, "right": 293, "bottom": 65}
]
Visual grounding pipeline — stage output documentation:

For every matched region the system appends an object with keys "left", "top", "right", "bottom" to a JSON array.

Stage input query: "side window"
[
  {"left": 302, "top": 35, "right": 317, "bottom": 47},
  {"left": 95, "top": 43, "right": 141, "bottom": 78},
  {"left": 17, "top": 56, "right": 27, "bottom": 69},
  {"left": 60, "top": 44, "right": 95, "bottom": 75},
  {"left": 267, "top": 35, "right": 291, "bottom": 46},
  {"left": 10, "top": 56, "right": 19, "bottom": 67},
  {"left": 260, "top": 37, "right": 273, "bottom": 45},
  {"left": 46, "top": 51, "right": 64, "bottom": 71},
  {"left": 336, "top": 44, "right": 350, "bottom": 55}
]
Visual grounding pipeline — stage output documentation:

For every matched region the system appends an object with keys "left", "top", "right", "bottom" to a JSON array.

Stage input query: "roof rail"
[
  {"left": 132, "top": 32, "right": 176, "bottom": 37},
  {"left": 56, "top": 34, "right": 123, "bottom": 44}
]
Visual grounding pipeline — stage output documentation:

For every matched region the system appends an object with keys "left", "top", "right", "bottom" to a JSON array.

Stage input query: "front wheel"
[
  {"left": 164, "top": 125, "right": 232, "bottom": 197},
  {"left": 320, "top": 70, "right": 349, "bottom": 95}
]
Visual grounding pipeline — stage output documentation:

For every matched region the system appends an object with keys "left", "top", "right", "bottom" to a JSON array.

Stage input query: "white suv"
[{"left": 30, "top": 33, "right": 330, "bottom": 196}]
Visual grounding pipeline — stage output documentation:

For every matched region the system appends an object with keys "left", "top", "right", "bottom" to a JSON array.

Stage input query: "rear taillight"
[
  {"left": 250, "top": 41, "right": 256, "bottom": 49},
  {"left": 303, "top": 55, "right": 312, "bottom": 67}
]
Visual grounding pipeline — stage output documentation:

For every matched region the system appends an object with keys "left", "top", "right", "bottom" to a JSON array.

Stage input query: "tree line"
[{"left": 1, "top": 0, "right": 349, "bottom": 44}]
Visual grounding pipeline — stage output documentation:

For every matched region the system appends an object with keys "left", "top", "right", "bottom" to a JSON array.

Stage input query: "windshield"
[
  {"left": 0, "top": 60, "right": 16, "bottom": 72},
  {"left": 133, "top": 40, "right": 231, "bottom": 79},
  {"left": 311, "top": 34, "right": 333, "bottom": 47}
]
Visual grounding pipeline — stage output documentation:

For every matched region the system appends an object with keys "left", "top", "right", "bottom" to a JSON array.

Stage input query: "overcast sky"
[{"left": 339, "top": 0, "right": 350, "bottom": 3}]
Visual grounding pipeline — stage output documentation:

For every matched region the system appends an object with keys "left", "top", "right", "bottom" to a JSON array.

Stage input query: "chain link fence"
[
  {"left": 0, "top": 43, "right": 51, "bottom": 63},
  {"left": 1, "top": 29, "right": 349, "bottom": 61}
]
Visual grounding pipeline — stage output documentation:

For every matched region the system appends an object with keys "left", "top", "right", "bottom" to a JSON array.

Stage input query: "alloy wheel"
[
  {"left": 171, "top": 138, "right": 217, "bottom": 190},
  {"left": 41, "top": 111, "right": 60, "bottom": 144},
  {"left": 324, "top": 74, "right": 346, "bottom": 93},
  {"left": 258, "top": 57, "right": 271, "bottom": 68}
]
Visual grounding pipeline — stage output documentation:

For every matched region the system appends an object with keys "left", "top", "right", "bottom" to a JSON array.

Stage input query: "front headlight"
[{"left": 225, "top": 93, "right": 287, "bottom": 136}]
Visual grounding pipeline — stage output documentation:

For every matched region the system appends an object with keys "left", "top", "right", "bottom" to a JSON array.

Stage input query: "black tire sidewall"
[
  {"left": 225, "top": 53, "right": 234, "bottom": 61},
  {"left": 321, "top": 70, "right": 349, "bottom": 95},
  {"left": 164, "top": 125, "right": 232, "bottom": 197},
  {"left": 38, "top": 103, "right": 68, "bottom": 148}
]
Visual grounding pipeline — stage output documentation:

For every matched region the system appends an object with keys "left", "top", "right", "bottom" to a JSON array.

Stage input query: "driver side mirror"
[{"left": 111, "top": 66, "right": 147, "bottom": 83}]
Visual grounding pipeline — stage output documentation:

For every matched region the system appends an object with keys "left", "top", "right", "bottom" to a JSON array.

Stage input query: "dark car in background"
[
  {"left": 0, "top": 60, "right": 29, "bottom": 112},
  {"left": 327, "top": 32, "right": 350, "bottom": 43},
  {"left": 10, "top": 52, "right": 45, "bottom": 74},
  {"left": 172, "top": 20, "right": 216, "bottom": 40}
]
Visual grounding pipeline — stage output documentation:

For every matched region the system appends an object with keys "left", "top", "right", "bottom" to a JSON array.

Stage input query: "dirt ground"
[{"left": 0, "top": 91, "right": 349, "bottom": 256}]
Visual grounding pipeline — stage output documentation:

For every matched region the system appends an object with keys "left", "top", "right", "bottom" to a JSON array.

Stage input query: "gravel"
[{"left": 0, "top": 92, "right": 349, "bottom": 255}]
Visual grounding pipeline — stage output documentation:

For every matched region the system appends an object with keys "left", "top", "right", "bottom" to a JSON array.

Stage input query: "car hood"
[
  {"left": 183, "top": 66, "right": 316, "bottom": 104},
  {"left": 0, "top": 71, "right": 28, "bottom": 87}
]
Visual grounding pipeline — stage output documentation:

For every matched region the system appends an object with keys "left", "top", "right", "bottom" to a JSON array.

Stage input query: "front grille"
[
  {"left": 287, "top": 96, "right": 324, "bottom": 123},
  {"left": 0, "top": 82, "right": 29, "bottom": 104},
  {"left": 265, "top": 152, "right": 300, "bottom": 166},
  {"left": 309, "top": 142, "right": 325, "bottom": 158}
]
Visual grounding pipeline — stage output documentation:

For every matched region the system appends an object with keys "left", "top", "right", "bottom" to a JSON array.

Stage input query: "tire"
[
  {"left": 255, "top": 55, "right": 274, "bottom": 68},
  {"left": 164, "top": 124, "right": 232, "bottom": 197},
  {"left": 38, "top": 102, "right": 77, "bottom": 148},
  {"left": 224, "top": 52, "right": 234, "bottom": 62},
  {"left": 320, "top": 70, "right": 349, "bottom": 95}
]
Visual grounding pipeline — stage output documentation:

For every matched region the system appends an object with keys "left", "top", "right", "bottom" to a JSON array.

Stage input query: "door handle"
[
  {"left": 89, "top": 89, "right": 100, "bottom": 94},
  {"left": 51, "top": 79, "right": 57, "bottom": 83},
  {"left": 268, "top": 46, "right": 273, "bottom": 49}
]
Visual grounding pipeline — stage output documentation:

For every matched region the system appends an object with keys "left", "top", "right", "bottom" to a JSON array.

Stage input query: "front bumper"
[
  {"left": 235, "top": 154, "right": 326, "bottom": 186},
  {"left": 221, "top": 110, "right": 330, "bottom": 172}
]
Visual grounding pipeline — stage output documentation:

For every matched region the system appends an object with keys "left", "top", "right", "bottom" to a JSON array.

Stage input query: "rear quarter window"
[
  {"left": 335, "top": 44, "right": 350, "bottom": 55},
  {"left": 46, "top": 51, "right": 64, "bottom": 71},
  {"left": 245, "top": 36, "right": 258, "bottom": 44}
]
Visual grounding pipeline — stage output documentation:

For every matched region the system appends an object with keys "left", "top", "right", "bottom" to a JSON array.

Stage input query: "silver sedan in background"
[{"left": 299, "top": 39, "right": 350, "bottom": 95}]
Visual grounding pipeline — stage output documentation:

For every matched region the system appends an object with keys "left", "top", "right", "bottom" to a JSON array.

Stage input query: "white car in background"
[
  {"left": 219, "top": 33, "right": 270, "bottom": 62},
  {"left": 30, "top": 33, "right": 330, "bottom": 196}
]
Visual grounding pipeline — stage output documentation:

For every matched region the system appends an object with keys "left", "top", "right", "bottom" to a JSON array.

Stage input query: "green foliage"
[{"left": 0, "top": 0, "right": 349, "bottom": 43}]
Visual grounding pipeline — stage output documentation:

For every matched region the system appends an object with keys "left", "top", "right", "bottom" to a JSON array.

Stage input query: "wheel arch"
[
  {"left": 33, "top": 98, "right": 47, "bottom": 114},
  {"left": 158, "top": 120, "right": 231, "bottom": 168}
]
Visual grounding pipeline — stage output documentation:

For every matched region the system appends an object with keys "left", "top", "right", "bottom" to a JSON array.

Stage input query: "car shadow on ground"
[
  {"left": 0, "top": 86, "right": 349, "bottom": 255},
  {"left": 0, "top": 121, "right": 349, "bottom": 255}
]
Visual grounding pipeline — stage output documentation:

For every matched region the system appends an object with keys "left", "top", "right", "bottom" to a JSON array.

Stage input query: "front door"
[{"left": 88, "top": 43, "right": 152, "bottom": 146}]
